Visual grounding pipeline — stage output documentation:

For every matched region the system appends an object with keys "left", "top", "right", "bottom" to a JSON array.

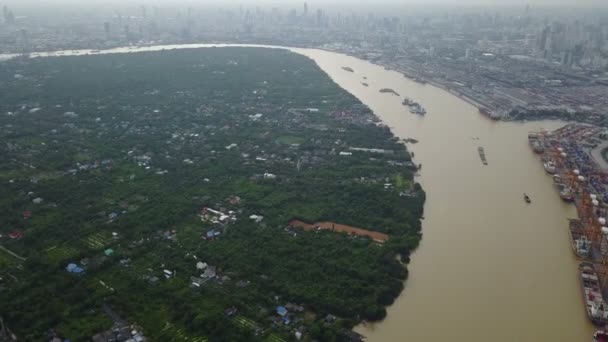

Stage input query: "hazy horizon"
[{"left": 3, "top": 0, "right": 608, "bottom": 8}]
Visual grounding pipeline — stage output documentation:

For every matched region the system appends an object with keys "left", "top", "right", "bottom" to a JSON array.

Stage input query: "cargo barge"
[
  {"left": 478, "top": 147, "right": 488, "bottom": 165},
  {"left": 379, "top": 88, "right": 400, "bottom": 96},
  {"left": 580, "top": 262, "right": 608, "bottom": 326},
  {"left": 569, "top": 219, "right": 591, "bottom": 260}
]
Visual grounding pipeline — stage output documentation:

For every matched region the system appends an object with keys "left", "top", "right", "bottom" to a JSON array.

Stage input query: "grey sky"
[{"left": 4, "top": 0, "right": 608, "bottom": 6}]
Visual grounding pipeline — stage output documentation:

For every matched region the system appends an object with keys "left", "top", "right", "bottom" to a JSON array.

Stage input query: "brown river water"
[
  {"left": 296, "top": 48, "right": 592, "bottom": 342},
  {"left": 1, "top": 44, "right": 593, "bottom": 341}
]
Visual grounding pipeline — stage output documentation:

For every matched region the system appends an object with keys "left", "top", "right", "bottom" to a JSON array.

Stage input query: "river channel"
[
  {"left": 1, "top": 44, "right": 594, "bottom": 341},
  {"left": 294, "top": 48, "right": 592, "bottom": 342}
]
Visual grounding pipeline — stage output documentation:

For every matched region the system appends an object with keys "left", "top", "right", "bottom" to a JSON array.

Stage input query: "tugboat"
[
  {"left": 409, "top": 103, "right": 426, "bottom": 115},
  {"left": 402, "top": 98, "right": 413, "bottom": 106},
  {"left": 580, "top": 262, "right": 608, "bottom": 326},
  {"left": 524, "top": 193, "right": 531, "bottom": 204},
  {"left": 594, "top": 330, "right": 608, "bottom": 342}
]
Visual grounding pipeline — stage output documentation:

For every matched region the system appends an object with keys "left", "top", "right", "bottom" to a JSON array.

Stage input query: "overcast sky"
[{"left": 3, "top": 0, "right": 608, "bottom": 6}]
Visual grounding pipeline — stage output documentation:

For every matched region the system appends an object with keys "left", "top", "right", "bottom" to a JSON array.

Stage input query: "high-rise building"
[
  {"left": 536, "top": 25, "right": 549, "bottom": 56},
  {"left": 104, "top": 22, "right": 111, "bottom": 39},
  {"left": 19, "top": 28, "right": 28, "bottom": 53},
  {"left": 3, "top": 6, "right": 15, "bottom": 25},
  {"left": 304, "top": 2, "right": 308, "bottom": 16},
  {"left": 316, "top": 9, "right": 323, "bottom": 27}
]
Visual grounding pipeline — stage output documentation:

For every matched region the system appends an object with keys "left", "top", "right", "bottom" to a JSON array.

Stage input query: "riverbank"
[{"left": 319, "top": 46, "right": 608, "bottom": 127}]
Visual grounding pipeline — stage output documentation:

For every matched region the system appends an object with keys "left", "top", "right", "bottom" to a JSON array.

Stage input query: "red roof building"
[{"left": 8, "top": 230, "right": 24, "bottom": 239}]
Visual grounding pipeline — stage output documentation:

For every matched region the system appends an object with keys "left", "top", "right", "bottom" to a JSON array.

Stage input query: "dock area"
[{"left": 529, "top": 124, "right": 608, "bottom": 326}]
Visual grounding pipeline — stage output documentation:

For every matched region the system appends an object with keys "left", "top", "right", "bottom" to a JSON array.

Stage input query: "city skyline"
[{"left": 3, "top": 0, "right": 608, "bottom": 8}]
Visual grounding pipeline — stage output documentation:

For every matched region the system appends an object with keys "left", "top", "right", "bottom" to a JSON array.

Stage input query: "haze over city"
[{"left": 0, "top": 0, "right": 607, "bottom": 342}]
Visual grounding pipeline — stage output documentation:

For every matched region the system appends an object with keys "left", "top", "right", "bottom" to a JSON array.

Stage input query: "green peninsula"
[{"left": 0, "top": 47, "right": 424, "bottom": 341}]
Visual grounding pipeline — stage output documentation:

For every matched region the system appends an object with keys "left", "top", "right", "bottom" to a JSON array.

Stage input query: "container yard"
[{"left": 529, "top": 124, "right": 608, "bottom": 335}]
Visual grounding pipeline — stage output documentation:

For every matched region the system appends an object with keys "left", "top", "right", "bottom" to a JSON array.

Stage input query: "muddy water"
[
  {"left": 295, "top": 48, "right": 592, "bottom": 342},
  {"left": 1, "top": 44, "right": 593, "bottom": 341}
]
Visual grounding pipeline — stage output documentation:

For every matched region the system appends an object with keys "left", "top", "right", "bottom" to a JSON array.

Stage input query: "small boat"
[
  {"left": 409, "top": 103, "right": 426, "bottom": 115},
  {"left": 579, "top": 262, "right": 608, "bottom": 326},
  {"left": 524, "top": 193, "right": 531, "bottom": 203},
  {"left": 361, "top": 82, "right": 369, "bottom": 87},
  {"left": 594, "top": 330, "right": 608, "bottom": 342},
  {"left": 569, "top": 219, "right": 591, "bottom": 260},
  {"left": 342, "top": 66, "right": 354, "bottom": 72},
  {"left": 402, "top": 98, "right": 413, "bottom": 106},
  {"left": 543, "top": 160, "right": 557, "bottom": 174}
]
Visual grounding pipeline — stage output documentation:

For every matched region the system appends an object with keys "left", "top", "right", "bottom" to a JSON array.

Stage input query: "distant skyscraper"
[
  {"left": 316, "top": 9, "right": 323, "bottom": 26},
  {"left": 104, "top": 22, "right": 111, "bottom": 39},
  {"left": 304, "top": 2, "right": 308, "bottom": 16},
  {"left": 537, "top": 25, "right": 549, "bottom": 54},
  {"left": 141, "top": 5, "right": 147, "bottom": 19},
  {"left": 3, "top": 6, "right": 15, "bottom": 25},
  {"left": 19, "top": 28, "right": 28, "bottom": 53}
]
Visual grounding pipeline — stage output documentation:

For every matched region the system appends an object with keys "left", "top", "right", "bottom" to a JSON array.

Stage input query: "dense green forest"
[{"left": 0, "top": 47, "right": 424, "bottom": 341}]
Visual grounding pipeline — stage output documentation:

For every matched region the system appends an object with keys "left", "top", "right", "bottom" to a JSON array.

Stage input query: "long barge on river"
[{"left": 478, "top": 147, "right": 488, "bottom": 165}]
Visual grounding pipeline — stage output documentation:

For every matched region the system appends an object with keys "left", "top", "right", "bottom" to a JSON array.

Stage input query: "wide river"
[{"left": 1, "top": 45, "right": 593, "bottom": 341}]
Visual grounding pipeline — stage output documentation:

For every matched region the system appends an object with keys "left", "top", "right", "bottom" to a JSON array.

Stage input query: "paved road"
[{"left": 589, "top": 141, "right": 608, "bottom": 171}]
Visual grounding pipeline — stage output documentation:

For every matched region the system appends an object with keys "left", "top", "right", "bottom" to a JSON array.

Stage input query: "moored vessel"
[
  {"left": 569, "top": 219, "right": 591, "bottom": 260},
  {"left": 555, "top": 181, "right": 575, "bottom": 202},
  {"left": 524, "top": 193, "right": 531, "bottom": 203},
  {"left": 543, "top": 160, "right": 557, "bottom": 174},
  {"left": 594, "top": 330, "right": 608, "bottom": 342},
  {"left": 579, "top": 262, "right": 608, "bottom": 326},
  {"left": 528, "top": 134, "right": 545, "bottom": 153}
]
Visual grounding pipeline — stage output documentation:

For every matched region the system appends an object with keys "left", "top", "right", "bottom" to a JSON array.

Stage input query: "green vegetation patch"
[{"left": 0, "top": 47, "right": 424, "bottom": 341}]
